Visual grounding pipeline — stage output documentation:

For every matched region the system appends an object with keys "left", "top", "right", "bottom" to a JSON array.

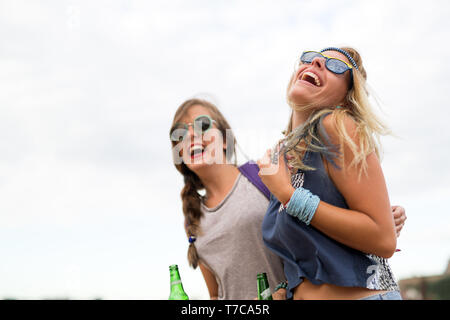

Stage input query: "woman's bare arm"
[
  {"left": 258, "top": 114, "right": 397, "bottom": 258},
  {"left": 199, "top": 262, "right": 219, "bottom": 300},
  {"left": 308, "top": 114, "right": 397, "bottom": 257}
]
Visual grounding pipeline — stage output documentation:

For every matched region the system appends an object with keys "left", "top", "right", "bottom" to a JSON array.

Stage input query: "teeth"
[
  {"left": 191, "top": 145, "right": 204, "bottom": 155},
  {"left": 301, "top": 71, "right": 321, "bottom": 86}
]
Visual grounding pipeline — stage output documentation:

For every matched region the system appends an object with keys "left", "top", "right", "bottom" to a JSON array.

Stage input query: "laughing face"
[
  {"left": 288, "top": 50, "right": 352, "bottom": 109},
  {"left": 176, "top": 104, "right": 225, "bottom": 171}
]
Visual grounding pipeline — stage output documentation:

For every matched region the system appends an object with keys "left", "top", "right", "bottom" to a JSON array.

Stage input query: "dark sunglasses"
[{"left": 170, "top": 115, "right": 216, "bottom": 141}]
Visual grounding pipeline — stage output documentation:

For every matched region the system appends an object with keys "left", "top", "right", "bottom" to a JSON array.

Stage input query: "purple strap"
[
  {"left": 185, "top": 161, "right": 270, "bottom": 236},
  {"left": 238, "top": 161, "right": 271, "bottom": 200}
]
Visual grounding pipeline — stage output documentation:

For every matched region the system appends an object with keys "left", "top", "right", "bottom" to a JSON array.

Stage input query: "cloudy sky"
[{"left": 1, "top": 0, "right": 449, "bottom": 299}]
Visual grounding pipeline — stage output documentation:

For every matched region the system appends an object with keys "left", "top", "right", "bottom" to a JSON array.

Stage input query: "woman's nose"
[
  {"left": 311, "top": 56, "right": 325, "bottom": 69},
  {"left": 186, "top": 125, "right": 201, "bottom": 141}
]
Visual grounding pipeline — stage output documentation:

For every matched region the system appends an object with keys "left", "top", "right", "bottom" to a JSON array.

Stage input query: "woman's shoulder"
[
  {"left": 238, "top": 161, "right": 271, "bottom": 200},
  {"left": 320, "top": 111, "right": 358, "bottom": 144},
  {"left": 238, "top": 172, "right": 271, "bottom": 200}
]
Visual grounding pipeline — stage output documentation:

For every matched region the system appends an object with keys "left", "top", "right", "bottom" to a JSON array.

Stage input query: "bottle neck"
[
  {"left": 170, "top": 269, "right": 182, "bottom": 285},
  {"left": 257, "top": 276, "right": 272, "bottom": 300},
  {"left": 169, "top": 268, "right": 186, "bottom": 293},
  {"left": 169, "top": 267, "right": 188, "bottom": 300}
]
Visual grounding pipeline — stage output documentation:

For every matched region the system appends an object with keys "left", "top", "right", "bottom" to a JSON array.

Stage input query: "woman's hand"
[
  {"left": 253, "top": 289, "right": 287, "bottom": 300},
  {"left": 272, "top": 288, "right": 287, "bottom": 300},
  {"left": 392, "top": 205, "right": 406, "bottom": 237},
  {"left": 256, "top": 147, "right": 294, "bottom": 205}
]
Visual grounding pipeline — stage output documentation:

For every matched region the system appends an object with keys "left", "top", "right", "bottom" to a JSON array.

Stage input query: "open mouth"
[
  {"left": 190, "top": 144, "right": 205, "bottom": 159},
  {"left": 299, "top": 71, "right": 321, "bottom": 87}
]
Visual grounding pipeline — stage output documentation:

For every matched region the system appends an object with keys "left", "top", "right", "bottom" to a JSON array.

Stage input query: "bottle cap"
[{"left": 257, "top": 272, "right": 267, "bottom": 279}]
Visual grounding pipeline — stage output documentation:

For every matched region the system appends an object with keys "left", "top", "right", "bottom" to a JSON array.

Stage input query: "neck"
[
  {"left": 194, "top": 164, "right": 239, "bottom": 199},
  {"left": 291, "top": 108, "right": 314, "bottom": 131}
]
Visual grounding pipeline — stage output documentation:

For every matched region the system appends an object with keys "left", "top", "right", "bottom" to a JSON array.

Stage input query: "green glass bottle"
[
  {"left": 257, "top": 272, "right": 273, "bottom": 300},
  {"left": 169, "top": 264, "right": 189, "bottom": 300}
]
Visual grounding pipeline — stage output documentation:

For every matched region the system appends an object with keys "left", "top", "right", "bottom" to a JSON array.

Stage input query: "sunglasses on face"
[
  {"left": 300, "top": 51, "right": 354, "bottom": 75},
  {"left": 170, "top": 115, "right": 216, "bottom": 141}
]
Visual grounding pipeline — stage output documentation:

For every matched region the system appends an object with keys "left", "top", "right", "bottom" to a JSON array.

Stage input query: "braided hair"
[{"left": 170, "top": 98, "right": 236, "bottom": 268}]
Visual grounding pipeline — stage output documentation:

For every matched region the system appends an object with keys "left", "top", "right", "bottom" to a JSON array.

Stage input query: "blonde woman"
[
  {"left": 258, "top": 47, "right": 403, "bottom": 300},
  {"left": 170, "top": 97, "right": 406, "bottom": 300}
]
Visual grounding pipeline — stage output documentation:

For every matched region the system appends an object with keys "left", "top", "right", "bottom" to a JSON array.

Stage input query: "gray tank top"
[{"left": 195, "top": 173, "right": 285, "bottom": 300}]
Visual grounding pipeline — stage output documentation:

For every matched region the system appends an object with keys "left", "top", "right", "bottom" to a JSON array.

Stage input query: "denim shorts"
[{"left": 359, "top": 291, "right": 403, "bottom": 300}]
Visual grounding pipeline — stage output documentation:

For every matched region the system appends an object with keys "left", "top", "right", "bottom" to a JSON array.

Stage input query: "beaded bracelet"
[
  {"left": 286, "top": 187, "right": 320, "bottom": 225},
  {"left": 274, "top": 281, "right": 288, "bottom": 292}
]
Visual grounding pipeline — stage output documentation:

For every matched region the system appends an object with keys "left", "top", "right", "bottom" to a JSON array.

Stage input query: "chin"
[
  {"left": 288, "top": 99, "right": 317, "bottom": 112},
  {"left": 288, "top": 94, "right": 327, "bottom": 112},
  {"left": 288, "top": 90, "right": 311, "bottom": 108},
  {"left": 186, "top": 162, "right": 209, "bottom": 172},
  {"left": 184, "top": 155, "right": 218, "bottom": 172}
]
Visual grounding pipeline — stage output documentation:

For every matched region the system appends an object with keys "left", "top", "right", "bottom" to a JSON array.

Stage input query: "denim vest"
[{"left": 262, "top": 119, "right": 399, "bottom": 298}]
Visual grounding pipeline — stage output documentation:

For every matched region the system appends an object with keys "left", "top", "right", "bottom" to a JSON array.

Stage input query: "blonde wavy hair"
[{"left": 283, "top": 47, "right": 390, "bottom": 177}]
